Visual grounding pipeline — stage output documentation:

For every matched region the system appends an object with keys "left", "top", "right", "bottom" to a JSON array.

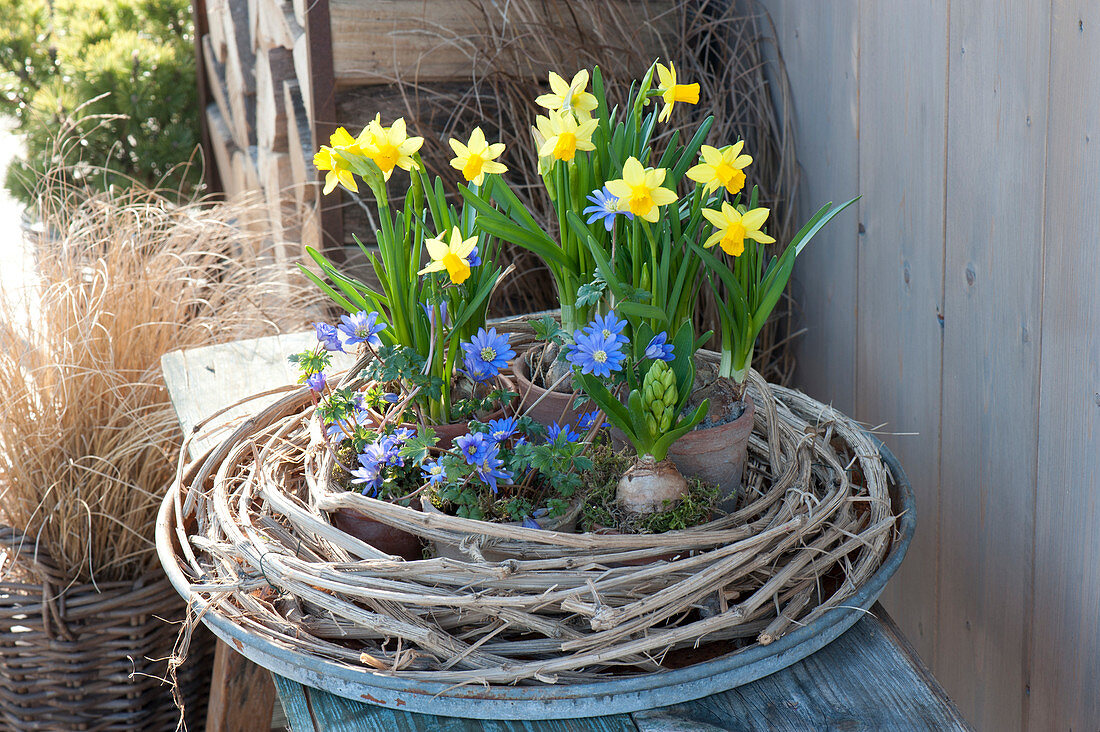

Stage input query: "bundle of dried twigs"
[{"left": 164, "top": 347, "right": 899, "bottom": 685}]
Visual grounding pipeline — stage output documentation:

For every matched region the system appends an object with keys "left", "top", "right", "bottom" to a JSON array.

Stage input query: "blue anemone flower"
[
  {"left": 576, "top": 410, "right": 601, "bottom": 432},
  {"left": 475, "top": 444, "right": 512, "bottom": 493},
  {"left": 521, "top": 516, "right": 543, "bottom": 529},
  {"left": 305, "top": 372, "right": 326, "bottom": 392},
  {"left": 584, "top": 311, "right": 630, "bottom": 347},
  {"left": 338, "top": 310, "right": 386, "bottom": 348},
  {"left": 548, "top": 421, "right": 581, "bottom": 444},
  {"left": 486, "top": 416, "right": 518, "bottom": 443},
  {"left": 350, "top": 445, "right": 387, "bottom": 494},
  {"left": 421, "top": 459, "right": 447, "bottom": 486},
  {"left": 455, "top": 432, "right": 490, "bottom": 465},
  {"left": 583, "top": 186, "right": 633, "bottom": 232},
  {"left": 421, "top": 300, "right": 449, "bottom": 329},
  {"left": 467, "top": 245, "right": 482, "bottom": 267},
  {"left": 644, "top": 332, "right": 675, "bottom": 362},
  {"left": 567, "top": 329, "right": 626, "bottom": 378},
  {"left": 314, "top": 322, "right": 344, "bottom": 352},
  {"left": 460, "top": 327, "right": 515, "bottom": 380}
]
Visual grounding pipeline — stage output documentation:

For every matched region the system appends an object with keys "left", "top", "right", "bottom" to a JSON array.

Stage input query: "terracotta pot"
[
  {"left": 511, "top": 350, "right": 583, "bottom": 427},
  {"left": 420, "top": 495, "right": 583, "bottom": 562},
  {"left": 667, "top": 394, "right": 755, "bottom": 512},
  {"left": 331, "top": 506, "right": 423, "bottom": 561}
]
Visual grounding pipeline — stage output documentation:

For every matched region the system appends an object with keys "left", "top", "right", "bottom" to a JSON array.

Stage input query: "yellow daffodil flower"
[
  {"left": 701, "top": 202, "right": 775, "bottom": 257},
  {"left": 604, "top": 157, "right": 678, "bottom": 223},
  {"left": 687, "top": 142, "right": 753, "bottom": 195},
  {"left": 535, "top": 70, "right": 598, "bottom": 119},
  {"left": 418, "top": 227, "right": 478, "bottom": 284},
  {"left": 329, "top": 126, "right": 363, "bottom": 155},
  {"left": 360, "top": 117, "right": 423, "bottom": 180},
  {"left": 535, "top": 111, "right": 598, "bottom": 163},
  {"left": 655, "top": 62, "right": 700, "bottom": 123},
  {"left": 313, "top": 146, "right": 357, "bottom": 195},
  {"left": 448, "top": 127, "right": 508, "bottom": 185}
]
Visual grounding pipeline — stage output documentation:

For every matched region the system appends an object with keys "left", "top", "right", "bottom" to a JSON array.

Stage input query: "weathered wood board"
[
  {"left": 272, "top": 607, "right": 969, "bottom": 731},
  {"left": 1030, "top": 2, "right": 1100, "bottom": 729}
]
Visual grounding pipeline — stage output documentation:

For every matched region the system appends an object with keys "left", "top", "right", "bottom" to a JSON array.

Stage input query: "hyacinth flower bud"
[{"left": 642, "top": 360, "right": 678, "bottom": 435}]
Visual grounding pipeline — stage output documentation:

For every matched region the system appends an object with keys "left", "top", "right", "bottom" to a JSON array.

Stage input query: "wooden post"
[
  {"left": 302, "top": 0, "right": 343, "bottom": 252},
  {"left": 205, "top": 641, "right": 276, "bottom": 732}
]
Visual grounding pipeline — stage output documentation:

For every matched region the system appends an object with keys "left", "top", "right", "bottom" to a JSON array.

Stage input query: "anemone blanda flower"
[
  {"left": 417, "top": 227, "right": 479, "bottom": 285},
  {"left": 577, "top": 410, "right": 601, "bottom": 432},
  {"left": 584, "top": 311, "right": 629, "bottom": 347},
  {"left": 475, "top": 444, "right": 512, "bottom": 493},
  {"left": 422, "top": 459, "right": 447, "bottom": 486},
  {"left": 604, "top": 157, "right": 678, "bottom": 223},
  {"left": 421, "top": 300, "right": 449, "bottom": 329},
  {"left": 305, "top": 372, "right": 326, "bottom": 392},
  {"left": 701, "top": 202, "right": 776, "bottom": 257},
  {"left": 338, "top": 310, "right": 386, "bottom": 348},
  {"left": 314, "top": 321, "right": 344, "bottom": 352},
  {"left": 548, "top": 421, "right": 581, "bottom": 444},
  {"left": 487, "top": 416, "right": 519, "bottom": 443},
  {"left": 535, "top": 110, "right": 598, "bottom": 163},
  {"left": 461, "top": 327, "right": 514, "bottom": 378},
  {"left": 567, "top": 328, "right": 625, "bottom": 378},
  {"left": 655, "top": 62, "right": 700, "bottom": 123},
  {"left": 313, "top": 146, "right": 357, "bottom": 195},
  {"left": 644, "top": 332, "right": 675, "bottom": 361},
  {"left": 350, "top": 445, "right": 387, "bottom": 494},
  {"left": 449, "top": 127, "right": 508, "bottom": 185},
  {"left": 686, "top": 142, "right": 753, "bottom": 196},
  {"left": 583, "top": 186, "right": 633, "bottom": 232},
  {"left": 359, "top": 117, "right": 423, "bottom": 180},
  {"left": 455, "top": 432, "right": 491, "bottom": 465},
  {"left": 521, "top": 516, "right": 542, "bottom": 529}
]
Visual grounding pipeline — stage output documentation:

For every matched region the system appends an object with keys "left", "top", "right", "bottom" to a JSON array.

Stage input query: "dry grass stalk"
[
  {"left": 163, "top": 344, "right": 901, "bottom": 684},
  {"left": 0, "top": 168, "right": 323, "bottom": 586}
]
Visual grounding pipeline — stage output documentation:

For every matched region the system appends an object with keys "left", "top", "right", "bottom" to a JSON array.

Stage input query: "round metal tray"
[{"left": 157, "top": 438, "right": 914, "bottom": 720}]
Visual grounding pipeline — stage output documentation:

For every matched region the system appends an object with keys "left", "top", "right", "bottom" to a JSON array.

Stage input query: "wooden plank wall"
[{"left": 759, "top": 0, "right": 1100, "bottom": 729}]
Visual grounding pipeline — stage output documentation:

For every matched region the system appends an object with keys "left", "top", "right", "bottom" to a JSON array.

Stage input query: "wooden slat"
[
  {"left": 761, "top": 1, "right": 860, "bottom": 414},
  {"left": 854, "top": 0, "right": 948, "bottom": 666},
  {"left": 303, "top": 0, "right": 343, "bottom": 251},
  {"left": 205, "top": 105, "right": 236, "bottom": 193},
  {"left": 259, "top": 148, "right": 297, "bottom": 244},
  {"left": 936, "top": 1, "right": 1049, "bottom": 728},
  {"left": 206, "top": 640, "right": 277, "bottom": 732},
  {"left": 284, "top": 80, "right": 312, "bottom": 210},
  {"left": 256, "top": 44, "right": 296, "bottom": 152},
  {"left": 1029, "top": 1, "right": 1100, "bottom": 728},
  {"left": 250, "top": 0, "right": 301, "bottom": 51},
  {"left": 223, "top": 0, "right": 257, "bottom": 147},
  {"left": 202, "top": 35, "right": 242, "bottom": 150},
  {"left": 206, "top": 0, "right": 229, "bottom": 62},
  {"left": 326, "top": 0, "right": 675, "bottom": 89}
]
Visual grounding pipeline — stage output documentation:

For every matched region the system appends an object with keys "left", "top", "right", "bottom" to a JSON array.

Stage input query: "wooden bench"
[{"left": 162, "top": 333, "right": 971, "bottom": 731}]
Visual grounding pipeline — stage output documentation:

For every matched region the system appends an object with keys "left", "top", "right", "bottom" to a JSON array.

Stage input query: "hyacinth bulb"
[{"left": 616, "top": 454, "right": 689, "bottom": 515}]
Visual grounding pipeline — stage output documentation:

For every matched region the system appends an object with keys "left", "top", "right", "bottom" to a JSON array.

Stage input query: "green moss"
[{"left": 579, "top": 443, "right": 720, "bottom": 534}]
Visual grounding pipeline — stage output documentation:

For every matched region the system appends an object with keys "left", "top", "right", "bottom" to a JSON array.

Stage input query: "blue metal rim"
[{"left": 157, "top": 437, "right": 915, "bottom": 720}]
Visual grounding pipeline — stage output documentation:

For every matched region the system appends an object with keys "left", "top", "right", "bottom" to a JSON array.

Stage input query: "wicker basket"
[{"left": 0, "top": 526, "right": 215, "bottom": 731}]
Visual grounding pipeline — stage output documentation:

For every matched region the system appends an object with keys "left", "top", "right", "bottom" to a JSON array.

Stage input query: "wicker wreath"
[{"left": 163, "top": 349, "right": 900, "bottom": 686}]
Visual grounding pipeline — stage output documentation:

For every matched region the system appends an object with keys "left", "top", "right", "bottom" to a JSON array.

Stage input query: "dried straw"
[
  {"left": 164, "top": 340, "right": 899, "bottom": 685},
  {"left": 0, "top": 169, "right": 324, "bottom": 586}
]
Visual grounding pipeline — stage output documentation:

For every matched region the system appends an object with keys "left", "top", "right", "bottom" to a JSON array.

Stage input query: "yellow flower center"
[
  {"left": 673, "top": 85, "right": 696, "bottom": 103},
  {"left": 480, "top": 346, "right": 497, "bottom": 362},
  {"left": 553, "top": 132, "right": 577, "bottom": 160},
  {"left": 593, "top": 350, "right": 607, "bottom": 364},
  {"left": 721, "top": 223, "right": 747, "bottom": 255},
  {"left": 715, "top": 163, "right": 745, "bottom": 191},
  {"left": 441, "top": 252, "right": 471, "bottom": 284},
  {"left": 627, "top": 187, "right": 655, "bottom": 216},
  {"left": 371, "top": 142, "right": 400, "bottom": 173},
  {"left": 601, "top": 328, "right": 612, "bottom": 339},
  {"left": 462, "top": 154, "right": 486, "bottom": 182}
]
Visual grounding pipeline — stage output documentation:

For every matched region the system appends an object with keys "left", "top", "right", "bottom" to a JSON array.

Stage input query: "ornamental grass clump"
[{"left": 0, "top": 179, "right": 318, "bottom": 585}]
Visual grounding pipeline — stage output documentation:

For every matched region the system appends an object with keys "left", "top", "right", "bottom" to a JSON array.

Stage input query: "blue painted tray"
[{"left": 157, "top": 439, "right": 913, "bottom": 720}]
